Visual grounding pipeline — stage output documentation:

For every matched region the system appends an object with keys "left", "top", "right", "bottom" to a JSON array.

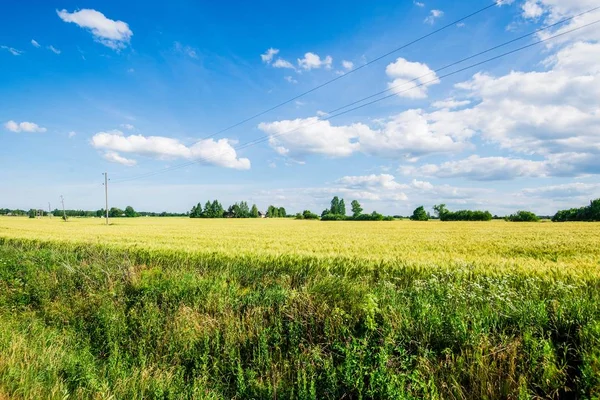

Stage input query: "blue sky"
[{"left": 2, "top": 0, "right": 599, "bottom": 215}]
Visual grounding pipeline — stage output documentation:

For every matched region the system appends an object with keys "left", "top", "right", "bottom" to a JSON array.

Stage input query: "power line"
[
  {"left": 111, "top": 16, "right": 600, "bottom": 184},
  {"left": 199, "top": 1, "right": 503, "bottom": 141}
]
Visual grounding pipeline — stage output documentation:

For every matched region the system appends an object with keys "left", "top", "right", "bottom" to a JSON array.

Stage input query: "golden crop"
[{"left": 1, "top": 216, "right": 599, "bottom": 278}]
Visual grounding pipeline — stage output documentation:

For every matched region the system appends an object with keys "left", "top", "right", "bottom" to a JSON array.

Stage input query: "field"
[{"left": 1, "top": 217, "right": 599, "bottom": 399}]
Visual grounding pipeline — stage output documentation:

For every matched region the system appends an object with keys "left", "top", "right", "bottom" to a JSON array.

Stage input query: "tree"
[
  {"left": 410, "top": 206, "right": 429, "bottom": 221},
  {"left": 28, "top": 209, "right": 35, "bottom": 219},
  {"left": 251, "top": 204, "right": 259, "bottom": 218},
  {"left": 109, "top": 207, "right": 123, "bottom": 218},
  {"left": 338, "top": 199, "right": 346, "bottom": 216},
  {"left": 125, "top": 206, "right": 137, "bottom": 218},
  {"left": 351, "top": 200, "right": 363, "bottom": 218},
  {"left": 433, "top": 204, "right": 448, "bottom": 219},
  {"left": 278, "top": 207, "right": 286, "bottom": 218},
  {"left": 330, "top": 197, "right": 340, "bottom": 215}
]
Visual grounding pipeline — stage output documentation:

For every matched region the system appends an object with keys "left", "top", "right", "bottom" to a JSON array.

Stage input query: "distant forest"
[{"left": 2, "top": 198, "right": 598, "bottom": 222}]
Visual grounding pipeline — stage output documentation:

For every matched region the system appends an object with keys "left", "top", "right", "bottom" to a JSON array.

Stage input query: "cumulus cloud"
[
  {"left": 414, "top": 1, "right": 425, "bottom": 7},
  {"left": 261, "top": 48, "right": 279, "bottom": 64},
  {"left": 297, "top": 52, "right": 333, "bottom": 70},
  {"left": 385, "top": 57, "right": 440, "bottom": 98},
  {"left": 272, "top": 58, "right": 296, "bottom": 70},
  {"left": 424, "top": 9, "right": 444, "bottom": 24},
  {"left": 359, "top": 109, "right": 472, "bottom": 158},
  {"left": 342, "top": 60, "right": 354, "bottom": 70},
  {"left": 57, "top": 9, "right": 133, "bottom": 50},
  {"left": 284, "top": 76, "right": 298, "bottom": 84},
  {"left": 522, "top": 0, "right": 600, "bottom": 45},
  {"left": 68, "top": 131, "right": 77, "bottom": 138},
  {"left": 258, "top": 117, "right": 363, "bottom": 158},
  {"left": 90, "top": 130, "right": 250, "bottom": 170},
  {"left": 4, "top": 120, "right": 47, "bottom": 133},
  {"left": 1, "top": 46, "right": 22, "bottom": 56},
  {"left": 258, "top": 109, "right": 472, "bottom": 160},
  {"left": 103, "top": 151, "right": 137, "bottom": 166},
  {"left": 31, "top": 39, "right": 40, "bottom": 48},
  {"left": 448, "top": 41, "right": 600, "bottom": 157}
]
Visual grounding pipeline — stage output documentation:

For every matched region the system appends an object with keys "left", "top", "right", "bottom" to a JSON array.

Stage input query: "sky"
[{"left": 1, "top": 0, "right": 599, "bottom": 216}]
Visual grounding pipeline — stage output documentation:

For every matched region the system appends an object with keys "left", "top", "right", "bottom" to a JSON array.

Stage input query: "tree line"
[
  {"left": 189, "top": 200, "right": 288, "bottom": 218},
  {"left": 4, "top": 197, "right": 600, "bottom": 222},
  {"left": 552, "top": 199, "right": 600, "bottom": 222}
]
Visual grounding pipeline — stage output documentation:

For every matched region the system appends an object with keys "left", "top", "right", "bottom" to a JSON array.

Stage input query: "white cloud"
[
  {"left": 272, "top": 58, "right": 296, "bottom": 69},
  {"left": 103, "top": 151, "right": 137, "bottom": 166},
  {"left": 258, "top": 117, "right": 363, "bottom": 159},
  {"left": 173, "top": 42, "right": 198, "bottom": 59},
  {"left": 4, "top": 120, "right": 47, "bottom": 133},
  {"left": 47, "top": 45, "right": 61, "bottom": 54},
  {"left": 521, "top": 182, "right": 600, "bottom": 198},
  {"left": 259, "top": 109, "right": 472, "bottom": 160},
  {"left": 522, "top": 0, "right": 600, "bottom": 45},
  {"left": 120, "top": 123, "right": 135, "bottom": 130},
  {"left": 447, "top": 41, "right": 600, "bottom": 157},
  {"left": 358, "top": 109, "right": 472, "bottom": 158},
  {"left": 57, "top": 9, "right": 133, "bottom": 50},
  {"left": 342, "top": 60, "right": 354, "bottom": 70},
  {"left": 90, "top": 130, "right": 250, "bottom": 170},
  {"left": 284, "top": 75, "right": 298, "bottom": 84},
  {"left": 1, "top": 46, "right": 22, "bottom": 56},
  {"left": 399, "top": 155, "right": 549, "bottom": 180},
  {"left": 414, "top": 1, "right": 425, "bottom": 7},
  {"left": 68, "top": 131, "right": 77, "bottom": 138},
  {"left": 522, "top": 0, "right": 545, "bottom": 19},
  {"left": 385, "top": 57, "right": 440, "bottom": 98},
  {"left": 297, "top": 52, "right": 333, "bottom": 70},
  {"left": 431, "top": 98, "right": 471, "bottom": 109},
  {"left": 424, "top": 9, "right": 444, "bottom": 24},
  {"left": 338, "top": 174, "right": 408, "bottom": 191},
  {"left": 261, "top": 48, "right": 279, "bottom": 64},
  {"left": 456, "top": 22, "right": 466, "bottom": 28},
  {"left": 31, "top": 39, "right": 40, "bottom": 48}
]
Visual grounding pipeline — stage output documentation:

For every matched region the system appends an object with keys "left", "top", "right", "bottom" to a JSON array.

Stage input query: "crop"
[{"left": 0, "top": 217, "right": 599, "bottom": 399}]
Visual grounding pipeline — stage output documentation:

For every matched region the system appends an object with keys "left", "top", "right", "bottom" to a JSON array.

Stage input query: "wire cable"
[
  {"left": 199, "top": 1, "right": 503, "bottom": 140},
  {"left": 111, "top": 16, "right": 599, "bottom": 184}
]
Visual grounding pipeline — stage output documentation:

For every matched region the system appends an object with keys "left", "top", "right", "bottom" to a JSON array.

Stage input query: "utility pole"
[
  {"left": 60, "top": 195, "right": 66, "bottom": 221},
  {"left": 103, "top": 172, "right": 109, "bottom": 225},
  {"left": 48, "top": 202, "right": 51, "bottom": 218}
]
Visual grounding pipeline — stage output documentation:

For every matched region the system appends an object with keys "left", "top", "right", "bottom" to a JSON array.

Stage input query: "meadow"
[{"left": 0, "top": 217, "right": 599, "bottom": 399}]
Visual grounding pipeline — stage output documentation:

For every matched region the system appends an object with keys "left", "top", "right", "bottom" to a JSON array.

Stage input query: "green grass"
[{"left": 1, "top": 236, "right": 599, "bottom": 399}]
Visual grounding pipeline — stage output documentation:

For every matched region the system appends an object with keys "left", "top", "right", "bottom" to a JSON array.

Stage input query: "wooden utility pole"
[
  {"left": 103, "top": 172, "right": 109, "bottom": 225},
  {"left": 48, "top": 202, "right": 52, "bottom": 218}
]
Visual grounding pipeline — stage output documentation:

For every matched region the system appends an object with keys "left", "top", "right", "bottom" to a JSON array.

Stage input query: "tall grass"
[{"left": 1, "top": 236, "right": 599, "bottom": 399}]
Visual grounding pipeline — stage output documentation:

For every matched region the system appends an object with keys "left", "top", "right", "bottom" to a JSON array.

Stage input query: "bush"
[
  {"left": 505, "top": 211, "right": 540, "bottom": 222},
  {"left": 302, "top": 210, "right": 319, "bottom": 220}
]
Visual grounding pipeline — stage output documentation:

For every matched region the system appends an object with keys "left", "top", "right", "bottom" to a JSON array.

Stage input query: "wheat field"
[{"left": 1, "top": 216, "right": 599, "bottom": 399}]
